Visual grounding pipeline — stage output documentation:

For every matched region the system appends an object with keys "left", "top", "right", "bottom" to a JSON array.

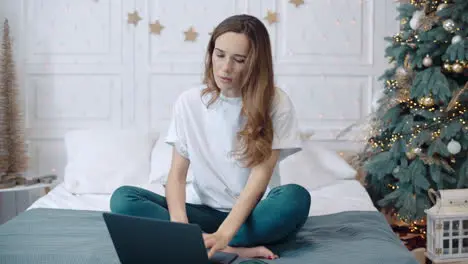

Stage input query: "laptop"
[{"left": 103, "top": 212, "right": 239, "bottom": 264}]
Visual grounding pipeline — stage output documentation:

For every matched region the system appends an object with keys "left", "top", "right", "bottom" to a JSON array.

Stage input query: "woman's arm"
[
  {"left": 217, "top": 149, "right": 280, "bottom": 239},
  {"left": 165, "top": 148, "right": 190, "bottom": 223}
]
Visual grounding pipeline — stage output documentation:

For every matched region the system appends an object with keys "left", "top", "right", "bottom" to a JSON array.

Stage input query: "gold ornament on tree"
[
  {"left": 0, "top": 19, "right": 28, "bottom": 188},
  {"left": 443, "top": 62, "right": 452, "bottom": 72},
  {"left": 442, "top": 60, "right": 467, "bottom": 74},
  {"left": 418, "top": 96, "right": 435, "bottom": 107},
  {"left": 452, "top": 62, "right": 463, "bottom": 73}
]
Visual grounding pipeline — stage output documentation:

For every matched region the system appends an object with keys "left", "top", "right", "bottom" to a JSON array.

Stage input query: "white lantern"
[{"left": 425, "top": 188, "right": 468, "bottom": 263}]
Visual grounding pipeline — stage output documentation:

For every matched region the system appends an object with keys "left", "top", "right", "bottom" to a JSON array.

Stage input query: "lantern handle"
[{"left": 428, "top": 188, "right": 439, "bottom": 205}]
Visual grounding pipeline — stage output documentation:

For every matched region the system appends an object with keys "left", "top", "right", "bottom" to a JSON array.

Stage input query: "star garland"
[{"left": 123, "top": 1, "right": 306, "bottom": 42}]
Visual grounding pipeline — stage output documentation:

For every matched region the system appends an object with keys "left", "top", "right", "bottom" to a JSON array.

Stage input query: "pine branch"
[{"left": 446, "top": 82, "right": 468, "bottom": 111}]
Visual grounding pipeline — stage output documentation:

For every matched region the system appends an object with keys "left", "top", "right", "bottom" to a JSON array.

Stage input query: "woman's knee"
[
  {"left": 109, "top": 185, "right": 139, "bottom": 214},
  {"left": 279, "top": 184, "right": 311, "bottom": 219}
]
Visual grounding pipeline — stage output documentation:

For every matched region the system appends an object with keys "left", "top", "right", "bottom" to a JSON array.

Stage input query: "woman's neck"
[{"left": 220, "top": 88, "right": 241, "bottom": 98}]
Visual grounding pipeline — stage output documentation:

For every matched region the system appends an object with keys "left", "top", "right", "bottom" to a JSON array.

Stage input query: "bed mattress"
[
  {"left": 0, "top": 207, "right": 417, "bottom": 264},
  {"left": 27, "top": 180, "right": 377, "bottom": 216},
  {"left": 2, "top": 181, "right": 418, "bottom": 264}
]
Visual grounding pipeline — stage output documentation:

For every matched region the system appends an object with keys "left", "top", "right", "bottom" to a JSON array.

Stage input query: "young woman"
[{"left": 110, "top": 14, "right": 311, "bottom": 260}]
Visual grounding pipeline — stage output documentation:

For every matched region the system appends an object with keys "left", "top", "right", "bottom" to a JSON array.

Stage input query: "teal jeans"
[{"left": 109, "top": 184, "right": 311, "bottom": 247}]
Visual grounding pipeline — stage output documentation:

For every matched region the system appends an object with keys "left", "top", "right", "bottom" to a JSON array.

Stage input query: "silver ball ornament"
[
  {"left": 437, "top": 3, "right": 448, "bottom": 12},
  {"left": 447, "top": 139, "right": 461, "bottom": 155},
  {"left": 443, "top": 19, "right": 456, "bottom": 32},
  {"left": 423, "top": 56, "right": 433, "bottom": 67},
  {"left": 452, "top": 35, "right": 463, "bottom": 44}
]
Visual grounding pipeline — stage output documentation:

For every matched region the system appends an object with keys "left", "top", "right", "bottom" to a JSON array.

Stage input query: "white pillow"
[
  {"left": 63, "top": 129, "right": 158, "bottom": 194},
  {"left": 280, "top": 141, "right": 357, "bottom": 190},
  {"left": 311, "top": 143, "right": 357, "bottom": 180},
  {"left": 149, "top": 138, "right": 193, "bottom": 184}
]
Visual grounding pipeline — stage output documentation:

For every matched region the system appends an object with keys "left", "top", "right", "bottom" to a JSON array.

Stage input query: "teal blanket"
[{"left": 0, "top": 208, "right": 417, "bottom": 264}]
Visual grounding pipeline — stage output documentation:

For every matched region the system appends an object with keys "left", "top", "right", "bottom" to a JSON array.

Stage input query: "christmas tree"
[
  {"left": 0, "top": 18, "right": 28, "bottom": 188},
  {"left": 356, "top": 0, "right": 468, "bottom": 224}
]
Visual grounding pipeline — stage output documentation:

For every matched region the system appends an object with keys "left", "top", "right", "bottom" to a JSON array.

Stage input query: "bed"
[
  {"left": 27, "top": 180, "right": 376, "bottom": 216},
  {"left": 0, "top": 180, "right": 418, "bottom": 264},
  {"left": 0, "top": 130, "right": 419, "bottom": 264}
]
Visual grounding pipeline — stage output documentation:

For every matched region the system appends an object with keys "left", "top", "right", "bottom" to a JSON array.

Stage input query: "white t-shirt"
[{"left": 164, "top": 85, "right": 302, "bottom": 212}]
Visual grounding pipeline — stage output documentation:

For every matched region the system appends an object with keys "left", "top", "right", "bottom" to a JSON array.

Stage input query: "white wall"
[{"left": 0, "top": 0, "right": 399, "bottom": 223}]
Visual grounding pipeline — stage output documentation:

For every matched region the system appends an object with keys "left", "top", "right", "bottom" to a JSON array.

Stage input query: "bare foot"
[{"left": 222, "top": 245, "right": 279, "bottom": 260}]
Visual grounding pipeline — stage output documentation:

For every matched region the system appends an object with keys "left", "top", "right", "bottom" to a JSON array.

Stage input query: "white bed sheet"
[{"left": 27, "top": 180, "right": 377, "bottom": 216}]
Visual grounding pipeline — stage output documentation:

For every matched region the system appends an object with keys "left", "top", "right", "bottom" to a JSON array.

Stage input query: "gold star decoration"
[
  {"left": 184, "top": 27, "right": 198, "bottom": 42},
  {"left": 289, "top": 0, "right": 305, "bottom": 7},
  {"left": 127, "top": 11, "right": 142, "bottom": 26},
  {"left": 149, "top": 20, "right": 164, "bottom": 35},
  {"left": 264, "top": 10, "right": 278, "bottom": 25}
]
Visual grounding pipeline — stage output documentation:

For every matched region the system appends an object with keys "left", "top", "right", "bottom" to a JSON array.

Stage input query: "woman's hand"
[{"left": 203, "top": 231, "right": 231, "bottom": 258}]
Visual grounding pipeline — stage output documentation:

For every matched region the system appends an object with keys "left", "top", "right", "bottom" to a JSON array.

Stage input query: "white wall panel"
[
  {"left": 26, "top": 74, "right": 122, "bottom": 129},
  {"left": 23, "top": 0, "right": 126, "bottom": 64},
  {"left": 275, "top": 0, "right": 372, "bottom": 66}
]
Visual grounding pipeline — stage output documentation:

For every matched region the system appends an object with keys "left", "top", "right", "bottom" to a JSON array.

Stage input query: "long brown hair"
[{"left": 202, "top": 14, "right": 275, "bottom": 168}]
